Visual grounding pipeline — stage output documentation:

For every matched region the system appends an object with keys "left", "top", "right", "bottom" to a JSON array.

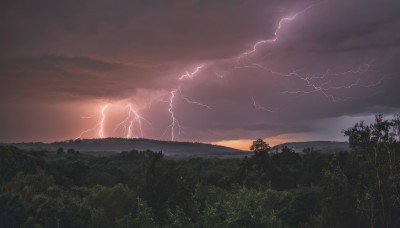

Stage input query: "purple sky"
[{"left": 1, "top": 0, "right": 399, "bottom": 149}]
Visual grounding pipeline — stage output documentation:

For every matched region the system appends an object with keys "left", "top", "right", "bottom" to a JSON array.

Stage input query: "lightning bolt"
[
  {"left": 166, "top": 90, "right": 184, "bottom": 141},
  {"left": 164, "top": 64, "right": 209, "bottom": 141},
  {"left": 115, "top": 104, "right": 149, "bottom": 138},
  {"left": 179, "top": 89, "right": 212, "bottom": 109},
  {"left": 75, "top": 3, "right": 383, "bottom": 143},
  {"left": 280, "top": 75, "right": 384, "bottom": 102},
  {"left": 166, "top": 4, "right": 323, "bottom": 126},
  {"left": 75, "top": 126, "right": 98, "bottom": 140},
  {"left": 75, "top": 104, "right": 109, "bottom": 140},
  {"left": 238, "top": 4, "right": 316, "bottom": 59},
  {"left": 179, "top": 65, "right": 205, "bottom": 80},
  {"left": 273, "top": 61, "right": 382, "bottom": 102},
  {"left": 234, "top": 59, "right": 381, "bottom": 103},
  {"left": 98, "top": 104, "right": 109, "bottom": 138},
  {"left": 163, "top": 3, "right": 378, "bottom": 141},
  {"left": 127, "top": 120, "right": 134, "bottom": 138},
  {"left": 251, "top": 96, "right": 276, "bottom": 112}
]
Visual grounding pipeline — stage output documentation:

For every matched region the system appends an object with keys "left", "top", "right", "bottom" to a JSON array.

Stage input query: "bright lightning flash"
[
  {"left": 75, "top": 3, "right": 383, "bottom": 143},
  {"left": 166, "top": 90, "right": 183, "bottom": 141},
  {"left": 115, "top": 104, "right": 149, "bottom": 138},
  {"left": 179, "top": 65, "right": 205, "bottom": 80},
  {"left": 238, "top": 4, "right": 316, "bottom": 59},
  {"left": 76, "top": 104, "right": 109, "bottom": 140},
  {"left": 98, "top": 104, "right": 109, "bottom": 138}
]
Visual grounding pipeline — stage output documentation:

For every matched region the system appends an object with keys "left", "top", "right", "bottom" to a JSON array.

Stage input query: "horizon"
[
  {"left": 1, "top": 0, "right": 399, "bottom": 147},
  {"left": 5, "top": 136, "right": 349, "bottom": 152}
]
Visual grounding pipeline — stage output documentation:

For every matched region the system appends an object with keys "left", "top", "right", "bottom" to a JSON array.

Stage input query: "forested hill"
[{"left": 8, "top": 138, "right": 249, "bottom": 158}]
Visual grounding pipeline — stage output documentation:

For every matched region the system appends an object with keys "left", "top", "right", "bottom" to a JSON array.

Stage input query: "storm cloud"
[{"left": 1, "top": 0, "right": 399, "bottom": 147}]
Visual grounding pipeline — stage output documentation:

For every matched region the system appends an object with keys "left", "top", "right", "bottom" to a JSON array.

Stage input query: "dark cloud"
[
  {"left": 0, "top": 0, "right": 297, "bottom": 61},
  {"left": 1, "top": 55, "right": 123, "bottom": 72},
  {"left": 0, "top": 54, "right": 172, "bottom": 101},
  {"left": 284, "top": 0, "right": 400, "bottom": 53}
]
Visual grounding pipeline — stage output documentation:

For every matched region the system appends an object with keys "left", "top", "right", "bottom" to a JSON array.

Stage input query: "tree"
[
  {"left": 250, "top": 139, "right": 271, "bottom": 153},
  {"left": 343, "top": 114, "right": 400, "bottom": 149},
  {"left": 343, "top": 114, "right": 400, "bottom": 227}
]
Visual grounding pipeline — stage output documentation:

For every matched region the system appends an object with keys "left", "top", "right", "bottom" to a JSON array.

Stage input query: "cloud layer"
[{"left": 1, "top": 0, "right": 399, "bottom": 146}]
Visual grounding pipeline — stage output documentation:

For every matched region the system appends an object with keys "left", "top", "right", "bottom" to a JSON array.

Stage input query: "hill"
[
  {"left": 273, "top": 141, "right": 350, "bottom": 153},
  {"left": 8, "top": 138, "right": 249, "bottom": 158}
]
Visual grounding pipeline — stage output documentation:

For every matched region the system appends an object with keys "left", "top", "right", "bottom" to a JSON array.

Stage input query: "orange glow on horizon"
[
  {"left": 211, "top": 139, "right": 253, "bottom": 151},
  {"left": 211, "top": 134, "right": 306, "bottom": 151}
]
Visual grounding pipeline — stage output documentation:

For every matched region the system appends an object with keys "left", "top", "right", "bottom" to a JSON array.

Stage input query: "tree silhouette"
[{"left": 250, "top": 138, "right": 271, "bottom": 153}]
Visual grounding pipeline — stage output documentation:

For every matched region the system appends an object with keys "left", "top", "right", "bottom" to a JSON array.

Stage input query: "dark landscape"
[
  {"left": 7, "top": 138, "right": 248, "bottom": 158},
  {"left": 1, "top": 115, "right": 400, "bottom": 227},
  {"left": 273, "top": 141, "right": 349, "bottom": 153},
  {"left": 1, "top": 0, "right": 400, "bottom": 227},
  {"left": 6, "top": 139, "right": 351, "bottom": 158}
]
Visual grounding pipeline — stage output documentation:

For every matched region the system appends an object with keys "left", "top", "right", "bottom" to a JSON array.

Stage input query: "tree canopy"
[{"left": 0, "top": 114, "right": 399, "bottom": 227}]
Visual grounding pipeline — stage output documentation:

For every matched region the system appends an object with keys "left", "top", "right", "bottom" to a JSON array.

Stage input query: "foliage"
[
  {"left": 250, "top": 138, "right": 271, "bottom": 153},
  {"left": 0, "top": 114, "right": 399, "bottom": 227}
]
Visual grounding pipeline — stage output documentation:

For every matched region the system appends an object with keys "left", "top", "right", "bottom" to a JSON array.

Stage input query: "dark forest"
[{"left": 1, "top": 115, "right": 400, "bottom": 227}]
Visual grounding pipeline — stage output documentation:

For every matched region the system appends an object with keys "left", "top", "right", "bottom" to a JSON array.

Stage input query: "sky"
[{"left": 1, "top": 0, "right": 400, "bottom": 150}]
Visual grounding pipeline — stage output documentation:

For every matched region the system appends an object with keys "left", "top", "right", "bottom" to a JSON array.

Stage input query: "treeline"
[{"left": 1, "top": 114, "right": 400, "bottom": 227}]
